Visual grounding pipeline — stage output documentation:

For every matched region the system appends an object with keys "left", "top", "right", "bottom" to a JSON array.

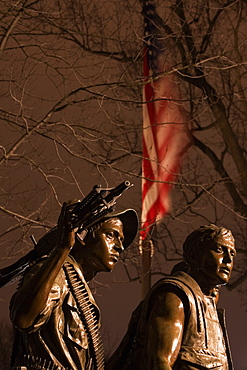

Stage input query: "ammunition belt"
[
  {"left": 63, "top": 261, "right": 104, "bottom": 370},
  {"left": 11, "top": 353, "right": 70, "bottom": 369}
]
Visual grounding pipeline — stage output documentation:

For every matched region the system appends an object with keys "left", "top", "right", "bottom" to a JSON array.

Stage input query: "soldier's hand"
[{"left": 57, "top": 202, "right": 76, "bottom": 251}]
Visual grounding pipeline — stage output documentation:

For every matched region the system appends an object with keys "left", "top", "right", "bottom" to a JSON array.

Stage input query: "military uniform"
[
  {"left": 107, "top": 271, "right": 234, "bottom": 370},
  {"left": 10, "top": 256, "right": 101, "bottom": 370}
]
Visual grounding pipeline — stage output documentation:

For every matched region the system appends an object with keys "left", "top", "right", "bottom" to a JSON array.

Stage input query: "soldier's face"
[
  {"left": 197, "top": 231, "right": 236, "bottom": 285},
  {"left": 86, "top": 218, "right": 124, "bottom": 273}
]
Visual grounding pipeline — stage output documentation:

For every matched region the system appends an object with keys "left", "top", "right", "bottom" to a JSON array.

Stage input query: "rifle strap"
[{"left": 63, "top": 261, "right": 104, "bottom": 370}]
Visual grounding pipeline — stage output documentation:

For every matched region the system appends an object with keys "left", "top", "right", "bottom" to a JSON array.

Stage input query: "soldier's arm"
[
  {"left": 146, "top": 289, "right": 185, "bottom": 370},
  {"left": 11, "top": 203, "right": 76, "bottom": 329}
]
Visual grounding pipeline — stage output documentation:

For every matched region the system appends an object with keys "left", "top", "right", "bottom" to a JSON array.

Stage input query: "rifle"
[{"left": 0, "top": 181, "right": 133, "bottom": 288}]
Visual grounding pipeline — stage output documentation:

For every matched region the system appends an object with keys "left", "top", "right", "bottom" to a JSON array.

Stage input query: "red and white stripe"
[{"left": 141, "top": 46, "right": 185, "bottom": 240}]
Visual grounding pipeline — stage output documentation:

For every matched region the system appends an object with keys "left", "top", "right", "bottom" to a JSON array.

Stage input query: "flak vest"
[
  {"left": 108, "top": 271, "right": 234, "bottom": 370},
  {"left": 10, "top": 256, "right": 103, "bottom": 370}
]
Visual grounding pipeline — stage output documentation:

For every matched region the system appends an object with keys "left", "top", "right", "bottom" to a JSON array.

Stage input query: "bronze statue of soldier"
[
  {"left": 107, "top": 224, "right": 235, "bottom": 370},
  {"left": 6, "top": 183, "right": 138, "bottom": 370}
]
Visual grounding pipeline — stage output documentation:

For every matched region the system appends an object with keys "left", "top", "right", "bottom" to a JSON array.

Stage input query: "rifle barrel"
[{"left": 104, "top": 181, "right": 132, "bottom": 203}]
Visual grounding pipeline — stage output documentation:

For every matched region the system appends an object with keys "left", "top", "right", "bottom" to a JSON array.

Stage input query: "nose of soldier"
[{"left": 114, "top": 237, "right": 124, "bottom": 253}]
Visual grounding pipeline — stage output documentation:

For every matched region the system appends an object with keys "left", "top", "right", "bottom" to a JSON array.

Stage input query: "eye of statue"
[
  {"left": 215, "top": 245, "right": 223, "bottom": 253},
  {"left": 106, "top": 231, "right": 115, "bottom": 239}
]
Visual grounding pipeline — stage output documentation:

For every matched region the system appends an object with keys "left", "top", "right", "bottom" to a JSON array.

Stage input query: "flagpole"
[
  {"left": 141, "top": 226, "right": 154, "bottom": 299},
  {"left": 141, "top": 236, "right": 153, "bottom": 299}
]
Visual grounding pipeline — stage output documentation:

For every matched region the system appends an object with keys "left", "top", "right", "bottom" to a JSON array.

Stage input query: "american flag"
[{"left": 141, "top": 0, "right": 185, "bottom": 241}]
